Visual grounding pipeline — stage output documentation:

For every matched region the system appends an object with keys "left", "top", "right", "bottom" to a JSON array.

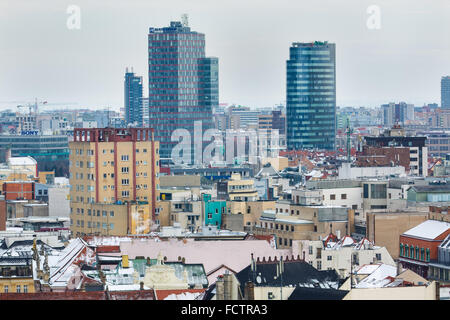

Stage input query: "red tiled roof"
[
  {"left": 0, "top": 291, "right": 106, "bottom": 300},
  {"left": 108, "top": 290, "right": 155, "bottom": 300},
  {"left": 0, "top": 290, "right": 155, "bottom": 300},
  {"left": 155, "top": 289, "right": 205, "bottom": 300},
  {"left": 96, "top": 245, "right": 121, "bottom": 253}
]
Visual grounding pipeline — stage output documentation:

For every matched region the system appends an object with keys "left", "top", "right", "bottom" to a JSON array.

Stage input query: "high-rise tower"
[
  {"left": 124, "top": 69, "right": 143, "bottom": 127},
  {"left": 442, "top": 76, "right": 450, "bottom": 109},
  {"left": 286, "top": 42, "right": 336, "bottom": 151},
  {"left": 148, "top": 21, "right": 217, "bottom": 163}
]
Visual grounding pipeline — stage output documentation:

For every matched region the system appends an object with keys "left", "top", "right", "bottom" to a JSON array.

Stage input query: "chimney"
[
  {"left": 223, "top": 273, "right": 232, "bottom": 300},
  {"left": 122, "top": 255, "right": 129, "bottom": 268},
  {"left": 215, "top": 276, "right": 225, "bottom": 300},
  {"left": 244, "top": 281, "right": 254, "bottom": 300}
]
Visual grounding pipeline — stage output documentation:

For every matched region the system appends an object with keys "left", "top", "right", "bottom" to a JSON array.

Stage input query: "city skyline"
[{"left": 0, "top": 0, "right": 449, "bottom": 111}]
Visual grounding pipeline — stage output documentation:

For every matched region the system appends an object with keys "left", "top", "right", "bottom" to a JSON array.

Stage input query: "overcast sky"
[{"left": 0, "top": 0, "right": 449, "bottom": 111}]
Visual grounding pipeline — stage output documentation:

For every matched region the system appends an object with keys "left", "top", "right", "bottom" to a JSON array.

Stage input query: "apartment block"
[{"left": 69, "top": 128, "right": 159, "bottom": 236}]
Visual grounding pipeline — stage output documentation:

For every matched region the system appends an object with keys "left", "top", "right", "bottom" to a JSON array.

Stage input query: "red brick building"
[
  {"left": 2, "top": 181, "right": 35, "bottom": 200},
  {"left": 399, "top": 220, "right": 450, "bottom": 278},
  {"left": 0, "top": 196, "right": 5, "bottom": 231},
  {"left": 356, "top": 146, "right": 411, "bottom": 170}
]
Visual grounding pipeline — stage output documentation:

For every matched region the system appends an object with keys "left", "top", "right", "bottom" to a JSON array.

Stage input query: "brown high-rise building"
[{"left": 69, "top": 128, "right": 159, "bottom": 237}]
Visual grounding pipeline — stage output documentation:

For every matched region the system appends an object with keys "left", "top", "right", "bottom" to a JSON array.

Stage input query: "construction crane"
[
  {"left": 16, "top": 98, "right": 47, "bottom": 115},
  {"left": 345, "top": 118, "right": 353, "bottom": 163}
]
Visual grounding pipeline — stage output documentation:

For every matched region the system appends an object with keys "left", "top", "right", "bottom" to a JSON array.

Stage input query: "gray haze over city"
[{"left": 0, "top": 0, "right": 449, "bottom": 110}]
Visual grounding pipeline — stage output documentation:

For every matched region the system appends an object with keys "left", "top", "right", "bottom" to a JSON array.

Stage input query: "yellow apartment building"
[{"left": 69, "top": 128, "right": 159, "bottom": 236}]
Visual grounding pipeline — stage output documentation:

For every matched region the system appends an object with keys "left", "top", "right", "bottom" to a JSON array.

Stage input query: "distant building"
[
  {"left": 286, "top": 41, "right": 336, "bottom": 151},
  {"left": 0, "top": 134, "right": 69, "bottom": 176},
  {"left": 148, "top": 21, "right": 216, "bottom": 162},
  {"left": 362, "top": 125, "right": 427, "bottom": 177},
  {"left": 442, "top": 76, "right": 450, "bottom": 109},
  {"left": 124, "top": 69, "right": 143, "bottom": 127},
  {"left": 381, "top": 102, "right": 414, "bottom": 126}
]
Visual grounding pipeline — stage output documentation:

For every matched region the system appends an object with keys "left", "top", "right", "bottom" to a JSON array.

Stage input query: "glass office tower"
[
  {"left": 286, "top": 42, "right": 336, "bottom": 151},
  {"left": 124, "top": 69, "right": 143, "bottom": 126},
  {"left": 148, "top": 21, "right": 216, "bottom": 162},
  {"left": 442, "top": 76, "right": 450, "bottom": 109}
]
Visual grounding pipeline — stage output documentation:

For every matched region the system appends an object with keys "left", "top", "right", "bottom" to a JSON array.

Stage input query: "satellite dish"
[{"left": 256, "top": 275, "right": 262, "bottom": 284}]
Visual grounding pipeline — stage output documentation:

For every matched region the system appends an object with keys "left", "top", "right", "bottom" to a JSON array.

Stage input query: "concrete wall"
[
  {"left": 343, "top": 281, "right": 438, "bottom": 300},
  {"left": 366, "top": 212, "right": 428, "bottom": 259},
  {"left": 48, "top": 186, "right": 70, "bottom": 217}
]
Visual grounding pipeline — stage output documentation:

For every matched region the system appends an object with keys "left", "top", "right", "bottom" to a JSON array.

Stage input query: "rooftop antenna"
[{"left": 181, "top": 13, "right": 189, "bottom": 27}]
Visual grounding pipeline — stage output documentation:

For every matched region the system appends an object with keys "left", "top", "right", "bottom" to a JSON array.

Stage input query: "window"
[
  {"left": 426, "top": 248, "right": 430, "bottom": 262},
  {"left": 122, "top": 190, "right": 130, "bottom": 198},
  {"left": 371, "top": 184, "right": 387, "bottom": 199},
  {"left": 208, "top": 213, "right": 212, "bottom": 219},
  {"left": 363, "top": 184, "right": 369, "bottom": 198},
  {"left": 23, "top": 285, "right": 28, "bottom": 293},
  {"left": 4, "top": 285, "right": 8, "bottom": 293},
  {"left": 420, "top": 247, "right": 425, "bottom": 261},
  {"left": 330, "top": 194, "right": 336, "bottom": 200},
  {"left": 121, "top": 167, "right": 129, "bottom": 173},
  {"left": 400, "top": 243, "right": 404, "bottom": 256},
  {"left": 327, "top": 256, "right": 332, "bottom": 261},
  {"left": 279, "top": 237, "right": 282, "bottom": 245},
  {"left": 341, "top": 194, "right": 347, "bottom": 200},
  {"left": 317, "top": 261, "right": 322, "bottom": 270},
  {"left": 110, "top": 223, "right": 114, "bottom": 230},
  {"left": 16, "top": 285, "right": 20, "bottom": 293},
  {"left": 352, "top": 204, "right": 358, "bottom": 210},
  {"left": 121, "top": 179, "right": 129, "bottom": 185},
  {"left": 102, "top": 210, "right": 107, "bottom": 217},
  {"left": 121, "top": 155, "right": 129, "bottom": 161},
  {"left": 110, "top": 211, "right": 114, "bottom": 217},
  {"left": 309, "top": 246, "right": 313, "bottom": 255}
]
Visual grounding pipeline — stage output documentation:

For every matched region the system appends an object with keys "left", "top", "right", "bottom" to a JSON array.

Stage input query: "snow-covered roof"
[
  {"left": 164, "top": 291, "right": 203, "bottom": 300},
  {"left": 7, "top": 156, "right": 37, "bottom": 166},
  {"left": 402, "top": 220, "right": 450, "bottom": 240},
  {"left": 355, "top": 264, "right": 397, "bottom": 288}
]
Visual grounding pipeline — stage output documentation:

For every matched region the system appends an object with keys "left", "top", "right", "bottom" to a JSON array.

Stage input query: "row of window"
[
  {"left": 73, "top": 208, "right": 115, "bottom": 217},
  {"left": 278, "top": 237, "right": 293, "bottom": 247},
  {"left": 399, "top": 243, "right": 430, "bottom": 262},
  {"left": 74, "top": 220, "right": 114, "bottom": 230},
  {"left": 72, "top": 149, "right": 150, "bottom": 155},
  {"left": 3, "top": 285, "right": 28, "bottom": 293}
]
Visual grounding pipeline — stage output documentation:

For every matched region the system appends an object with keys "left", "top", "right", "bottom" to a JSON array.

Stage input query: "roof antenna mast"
[{"left": 181, "top": 13, "right": 189, "bottom": 27}]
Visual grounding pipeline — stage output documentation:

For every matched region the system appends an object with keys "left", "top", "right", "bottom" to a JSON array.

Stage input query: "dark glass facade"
[
  {"left": 124, "top": 70, "right": 143, "bottom": 126},
  {"left": 286, "top": 42, "right": 336, "bottom": 151},
  {"left": 148, "top": 21, "right": 216, "bottom": 162},
  {"left": 0, "top": 134, "right": 69, "bottom": 176},
  {"left": 442, "top": 76, "right": 450, "bottom": 109}
]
